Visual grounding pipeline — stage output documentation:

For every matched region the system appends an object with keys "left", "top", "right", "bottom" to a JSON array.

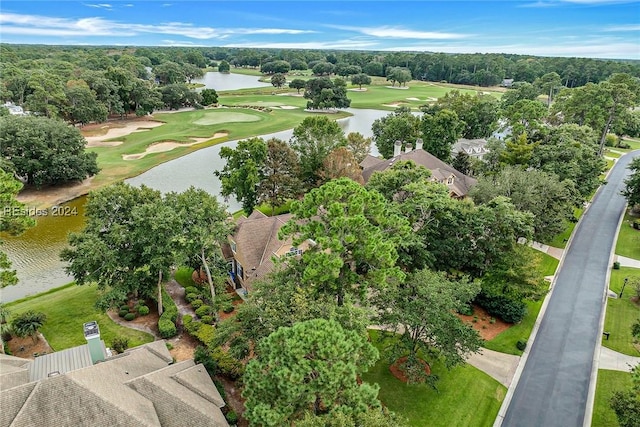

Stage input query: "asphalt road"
[{"left": 501, "top": 150, "right": 638, "bottom": 427}]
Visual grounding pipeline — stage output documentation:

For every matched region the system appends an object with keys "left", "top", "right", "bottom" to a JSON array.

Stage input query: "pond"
[
  {"left": 192, "top": 71, "right": 271, "bottom": 91},
  {"left": 1, "top": 108, "right": 397, "bottom": 302}
]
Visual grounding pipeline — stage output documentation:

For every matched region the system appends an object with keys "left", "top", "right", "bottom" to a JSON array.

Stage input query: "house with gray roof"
[
  {"left": 360, "top": 140, "right": 477, "bottom": 198},
  {"left": 0, "top": 336, "right": 229, "bottom": 427},
  {"left": 452, "top": 138, "right": 489, "bottom": 160},
  {"left": 223, "top": 210, "right": 312, "bottom": 292}
]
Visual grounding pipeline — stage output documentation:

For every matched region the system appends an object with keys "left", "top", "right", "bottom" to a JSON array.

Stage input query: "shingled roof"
[
  {"left": 0, "top": 342, "right": 228, "bottom": 427},
  {"left": 360, "top": 149, "right": 477, "bottom": 198}
]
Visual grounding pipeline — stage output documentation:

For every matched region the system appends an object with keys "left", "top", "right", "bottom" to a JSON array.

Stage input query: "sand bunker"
[
  {"left": 278, "top": 105, "right": 298, "bottom": 109},
  {"left": 122, "top": 132, "right": 228, "bottom": 160},
  {"left": 406, "top": 97, "right": 420, "bottom": 101},
  {"left": 84, "top": 121, "right": 164, "bottom": 146},
  {"left": 386, "top": 86, "right": 409, "bottom": 90},
  {"left": 348, "top": 88, "right": 368, "bottom": 92}
]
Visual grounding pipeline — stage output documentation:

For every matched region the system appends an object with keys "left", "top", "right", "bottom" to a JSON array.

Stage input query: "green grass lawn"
[
  {"left": 484, "top": 251, "right": 559, "bottom": 355},
  {"left": 363, "top": 330, "right": 505, "bottom": 427},
  {"left": 6, "top": 283, "right": 153, "bottom": 351},
  {"left": 87, "top": 107, "right": 350, "bottom": 190},
  {"left": 616, "top": 213, "right": 640, "bottom": 260},
  {"left": 602, "top": 267, "right": 640, "bottom": 356},
  {"left": 619, "top": 138, "right": 640, "bottom": 152},
  {"left": 592, "top": 369, "right": 633, "bottom": 427}
]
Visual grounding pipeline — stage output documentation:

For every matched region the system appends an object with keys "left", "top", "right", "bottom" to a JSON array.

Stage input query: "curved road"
[{"left": 500, "top": 150, "right": 638, "bottom": 427}]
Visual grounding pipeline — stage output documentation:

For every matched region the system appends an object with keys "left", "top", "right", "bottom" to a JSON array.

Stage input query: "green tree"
[
  {"left": 0, "top": 303, "right": 10, "bottom": 354},
  {"left": 500, "top": 133, "right": 535, "bottom": 166},
  {"left": 218, "top": 60, "right": 230, "bottom": 73},
  {"left": 386, "top": 67, "right": 412, "bottom": 87},
  {"left": 372, "top": 106, "right": 421, "bottom": 159},
  {"left": 420, "top": 108, "right": 464, "bottom": 162},
  {"left": 346, "top": 132, "right": 372, "bottom": 163},
  {"left": 243, "top": 319, "right": 380, "bottom": 427},
  {"left": 257, "top": 138, "right": 301, "bottom": 212},
  {"left": 289, "top": 115, "right": 347, "bottom": 188},
  {"left": 153, "top": 61, "right": 186, "bottom": 85},
  {"left": 452, "top": 150, "right": 473, "bottom": 175},
  {"left": 610, "top": 364, "right": 640, "bottom": 427},
  {"left": 11, "top": 311, "right": 46, "bottom": 343},
  {"left": 296, "top": 408, "right": 409, "bottom": 427},
  {"left": 61, "top": 183, "right": 164, "bottom": 309},
  {"left": 270, "top": 73, "right": 287, "bottom": 88},
  {"left": 63, "top": 80, "right": 108, "bottom": 125},
  {"left": 25, "top": 70, "right": 66, "bottom": 118},
  {"left": 435, "top": 90, "right": 499, "bottom": 139},
  {"left": 351, "top": 73, "right": 372, "bottom": 90},
  {"left": 167, "top": 187, "right": 232, "bottom": 311},
  {"left": 303, "top": 77, "right": 351, "bottom": 110},
  {"left": 182, "top": 63, "right": 204, "bottom": 83},
  {"left": 200, "top": 88, "right": 218, "bottom": 106},
  {"left": 622, "top": 157, "right": 640, "bottom": 210},
  {"left": 471, "top": 166, "right": 580, "bottom": 242},
  {"left": 377, "top": 269, "right": 482, "bottom": 385},
  {"left": 500, "top": 82, "right": 540, "bottom": 111},
  {"left": 215, "top": 137, "right": 268, "bottom": 214},
  {"left": 160, "top": 84, "right": 202, "bottom": 110},
  {"left": 534, "top": 72, "right": 563, "bottom": 106},
  {"left": 503, "top": 99, "right": 548, "bottom": 138},
  {"left": 280, "top": 178, "right": 410, "bottom": 306},
  {"left": 289, "top": 78, "right": 306, "bottom": 94},
  {"left": 0, "top": 115, "right": 99, "bottom": 188}
]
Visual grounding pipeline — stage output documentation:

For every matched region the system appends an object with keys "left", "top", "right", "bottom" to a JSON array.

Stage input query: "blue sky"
[{"left": 0, "top": 1, "right": 639, "bottom": 59}]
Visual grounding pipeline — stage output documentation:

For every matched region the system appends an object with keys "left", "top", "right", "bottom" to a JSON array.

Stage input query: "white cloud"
[
  {"left": 224, "top": 39, "right": 379, "bottom": 50},
  {"left": 329, "top": 24, "right": 469, "bottom": 39},
  {"left": 0, "top": 12, "right": 313, "bottom": 40},
  {"left": 83, "top": 3, "right": 113, "bottom": 10},
  {"left": 604, "top": 24, "right": 640, "bottom": 31}
]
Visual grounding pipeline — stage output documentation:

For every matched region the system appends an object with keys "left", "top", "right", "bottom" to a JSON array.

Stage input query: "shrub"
[
  {"left": 194, "top": 323, "right": 216, "bottom": 345},
  {"left": 183, "top": 314, "right": 193, "bottom": 326},
  {"left": 196, "top": 305, "right": 212, "bottom": 317},
  {"left": 194, "top": 345, "right": 218, "bottom": 377},
  {"left": 159, "top": 316, "right": 177, "bottom": 338},
  {"left": 124, "top": 313, "right": 136, "bottom": 321},
  {"left": 226, "top": 411, "right": 238, "bottom": 425},
  {"left": 137, "top": 305, "right": 150, "bottom": 316},
  {"left": 161, "top": 286, "right": 179, "bottom": 323},
  {"left": 120, "top": 305, "right": 130, "bottom": 312},
  {"left": 185, "top": 293, "right": 199, "bottom": 303},
  {"left": 118, "top": 309, "right": 129, "bottom": 318},
  {"left": 475, "top": 293, "right": 527, "bottom": 324},
  {"left": 191, "top": 299, "right": 204, "bottom": 309},
  {"left": 112, "top": 337, "right": 129, "bottom": 353},
  {"left": 200, "top": 315, "right": 214, "bottom": 324},
  {"left": 211, "top": 346, "right": 244, "bottom": 379},
  {"left": 223, "top": 304, "right": 235, "bottom": 314},
  {"left": 490, "top": 317, "right": 496, "bottom": 324},
  {"left": 632, "top": 219, "right": 640, "bottom": 230},
  {"left": 165, "top": 342, "right": 174, "bottom": 350},
  {"left": 613, "top": 261, "right": 621, "bottom": 270},
  {"left": 458, "top": 304, "right": 474, "bottom": 316},
  {"left": 516, "top": 340, "right": 527, "bottom": 351},
  {"left": 185, "top": 286, "right": 199, "bottom": 295},
  {"left": 213, "top": 378, "right": 227, "bottom": 403}
]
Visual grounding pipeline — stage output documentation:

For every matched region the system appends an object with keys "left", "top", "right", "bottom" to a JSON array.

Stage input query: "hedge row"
[
  {"left": 158, "top": 285, "right": 179, "bottom": 339},
  {"left": 474, "top": 292, "right": 527, "bottom": 324}
]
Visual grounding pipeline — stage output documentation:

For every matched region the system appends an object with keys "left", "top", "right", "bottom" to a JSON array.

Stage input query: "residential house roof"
[
  {"left": 452, "top": 138, "right": 489, "bottom": 158},
  {"left": 0, "top": 341, "right": 228, "bottom": 427},
  {"left": 228, "top": 211, "right": 294, "bottom": 290},
  {"left": 360, "top": 149, "right": 477, "bottom": 198}
]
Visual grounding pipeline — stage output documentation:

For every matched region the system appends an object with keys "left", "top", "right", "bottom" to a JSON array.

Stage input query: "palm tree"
[{"left": 12, "top": 311, "right": 46, "bottom": 343}]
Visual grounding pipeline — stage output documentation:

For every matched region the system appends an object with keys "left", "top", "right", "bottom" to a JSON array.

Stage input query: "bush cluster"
[
  {"left": 111, "top": 337, "right": 129, "bottom": 353},
  {"left": 124, "top": 312, "right": 136, "bottom": 321},
  {"left": 191, "top": 299, "right": 204, "bottom": 309},
  {"left": 516, "top": 340, "right": 527, "bottom": 351},
  {"left": 137, "top": 305, "right": 150, "bottom": 316},
  {"left": 195, "top": 305, "right": 212, "bottom": 317},
  {"left": 475, "top": 293, "right": 527, "bottom": 324},
  {"left": 159, "top": 317, "right": 177, "bottom": 338}
]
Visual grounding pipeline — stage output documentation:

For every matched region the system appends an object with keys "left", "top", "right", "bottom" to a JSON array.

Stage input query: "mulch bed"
[
  {"left": 457, "top": 305, "right": 512, "bottom": 340},
  {"left": 389, "top": 356, "right": 431, "bottom": 383},
  {"left": 6, "top": 334, "right": 53, "bottom": 359}
]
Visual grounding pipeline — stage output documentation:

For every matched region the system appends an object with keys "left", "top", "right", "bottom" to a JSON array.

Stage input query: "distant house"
[
  {"left": 2, "top": 102, "right": 27, "bottom": 116},
  {"left": 452, "top": 138, "right": 489, "bottom": 160},
  {"left": 223, "top": 210, "right": 312, "bottom": 292},
  {"left": 0, "top": 324, "right": 229, "bottom": 427},
  {"left": 360, "top": 140, "right": 477, "bottom": 198},
  {"left": 501, "top": 78, "right": 514, "bottom": 88}
]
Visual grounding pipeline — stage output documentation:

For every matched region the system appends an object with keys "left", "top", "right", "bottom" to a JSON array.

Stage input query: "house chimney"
[
  {"left": 393, "top": 140, "right": 402, "bottom": 157},
  {"left": 83, "top": 321, "right": 106, "bottom": 364},
  {"left": 404, "top": 143, "right": 412, "bottom": 154},
  {"left": 415, "top": 138, "right": 423, "bottom": 150}
]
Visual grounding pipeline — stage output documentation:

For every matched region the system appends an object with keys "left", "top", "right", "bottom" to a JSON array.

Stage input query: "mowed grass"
[
  {"left": 87, "top": 107, "right": 350, "bottom": 189},
  {"left": 602, "top": 267, "right": 640, "bottom": 356},
  {"left": 363, "top": 330, "right": 505, "bottom": 427},
  {"left": 592, "top": 369, "right": 633, "bottom": 427},
  {"left": 6, "top": 283, "right": 154, "bottom": 351},
  {"left": 484, "top": 251, "right": 559, "bottom": 355},
  {"left": 615, "top": 213, "right": 640, "bottom": 260}
]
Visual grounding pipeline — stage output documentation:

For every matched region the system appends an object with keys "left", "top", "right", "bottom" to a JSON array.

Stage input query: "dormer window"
[
  {"left": 230, "top": 240, "right": 237, "bottom": 253},
  {"left": 447, "top": 176, "right": 454, "bottom": 185},
  {"left": 285, "top": 247, "right": 303, "bottom": 257}
]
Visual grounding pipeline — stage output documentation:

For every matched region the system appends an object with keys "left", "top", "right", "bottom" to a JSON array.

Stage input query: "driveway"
[{"left": 499, "top": 150, "right": 638, "bottom": 427}]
